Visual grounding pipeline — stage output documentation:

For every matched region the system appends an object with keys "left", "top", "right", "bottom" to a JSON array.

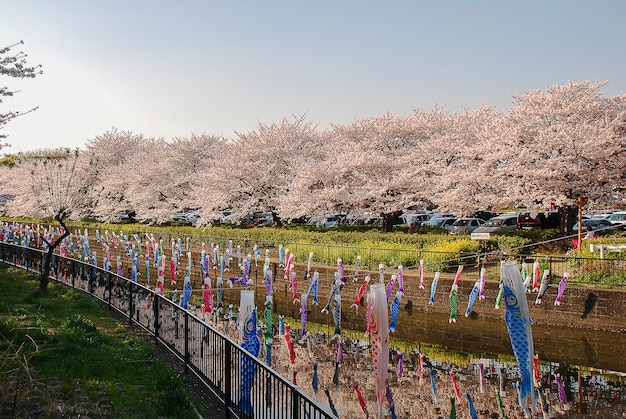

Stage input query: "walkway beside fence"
[{"left": 0, "top": 243, "right": 336, "bottom": 419}]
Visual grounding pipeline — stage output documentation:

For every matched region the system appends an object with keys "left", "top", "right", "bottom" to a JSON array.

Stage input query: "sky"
[{"left": 2, "top": 0, "right": 625, "bottom": 153}]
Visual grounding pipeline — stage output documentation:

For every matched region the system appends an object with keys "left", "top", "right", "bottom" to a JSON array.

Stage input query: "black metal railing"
[{"left": 0, "top": 242, "right": 336, "bottom": 419}]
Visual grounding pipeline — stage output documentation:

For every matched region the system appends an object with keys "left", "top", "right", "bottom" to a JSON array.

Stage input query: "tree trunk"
[
  {"left": 39, "top": 216, "right": 70, "bottom": 294},
  {"left": 558, "top": 205, "right": 577, "bottom": 236},
  {"left": 381, "top": 211, "right": 402, "bottom": 233}
]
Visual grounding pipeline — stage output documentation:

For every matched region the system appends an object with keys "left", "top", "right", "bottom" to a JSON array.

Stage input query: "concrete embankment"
[{"left": 219, "top": 262, "right": 626, "bottom": 372}]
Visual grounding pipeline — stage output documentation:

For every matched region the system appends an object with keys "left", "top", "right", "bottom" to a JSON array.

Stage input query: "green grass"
[{"left": 0, "top": 265, "right": 208, "bottom": 418}]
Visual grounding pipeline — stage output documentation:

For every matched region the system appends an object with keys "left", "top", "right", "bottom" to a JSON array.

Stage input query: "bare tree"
[{"left": 0, "top": 41, "right": 42, "bottom": 145}]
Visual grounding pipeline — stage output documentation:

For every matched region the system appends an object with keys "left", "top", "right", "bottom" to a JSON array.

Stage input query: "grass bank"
[{"left": 0, "top": 265, "right": 209, "bottom": 418}]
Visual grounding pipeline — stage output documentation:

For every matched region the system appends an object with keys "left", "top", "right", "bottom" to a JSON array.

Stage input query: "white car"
[
  {"left": 608, "top": 211, "right": 626, "bottom": 228},
  {"left": 449, "top": 217, "right": 485, "bottom": 235},
  {"left": 473, "top": 213, "right": 518, "bottom": 233}
]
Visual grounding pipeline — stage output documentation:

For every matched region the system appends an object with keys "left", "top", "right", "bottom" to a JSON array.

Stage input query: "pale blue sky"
[{"left": 2, "top": 0, "right": 625, "bottom": 152}]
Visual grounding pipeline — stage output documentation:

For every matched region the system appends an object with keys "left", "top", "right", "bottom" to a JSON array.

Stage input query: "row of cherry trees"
[{"left": 1, "top": 81, "right": 624, "bottom": 231}]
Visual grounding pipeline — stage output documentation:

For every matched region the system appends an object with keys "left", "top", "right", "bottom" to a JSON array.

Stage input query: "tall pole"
[{"left": 577, "top": 196, "right": 587, "bottom": 251}]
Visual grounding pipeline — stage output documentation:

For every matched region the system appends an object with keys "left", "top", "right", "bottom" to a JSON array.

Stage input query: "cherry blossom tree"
[
  {"left": 5, "top": 148, "right": 97, "bottom": 292},
  {"left": 495, "top": 81, "right": 626, "bottom": 232},
  {"left": 1, "top": 41, "right": 42, "bottom": 145},
  {"left": 413, "top": 106, "right": 506, "bottom": 214},
  {"left": 102, "top": 133, "right": 227, "bottom": 224},
  {"left": 84, "top": 129, "right": 163, "bottom": 222},
  {"left": 197, "top": 115, "right": 330, "bottom": 225}
]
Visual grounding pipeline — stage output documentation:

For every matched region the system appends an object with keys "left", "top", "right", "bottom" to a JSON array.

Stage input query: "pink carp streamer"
[
  {"left": 554, "top": 273, "right": 568, "bottom": 306},
  {"left": 365, "top": 291, "right": 373, "bottom": 337},
  {"left": 535, "top": 270, "right": 551, "bottom": 304},
  {"left": 397, "top": 265, "right": 405, "bottom": 293},
  {"left": 418, "top": 259, "right": 425, "bottom": 289},
  {"left": 532, "top": 261, "right": 541, "bottom": 292},
  {"left": 351, "top": 275, "right": 371, "bottom": 310},
  {"left": 369, "top": 283, "right": 390, "bottom": 419}
]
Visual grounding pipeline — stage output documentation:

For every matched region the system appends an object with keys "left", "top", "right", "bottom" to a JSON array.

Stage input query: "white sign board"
[{"left": 471, "top": 232, "right": 490, "bottom": 240}]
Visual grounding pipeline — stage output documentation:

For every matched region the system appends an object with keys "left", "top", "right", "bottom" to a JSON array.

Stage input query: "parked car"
[
  {"left": 171, "top": 211, "right": 200, "bottom": 226},
  {"left": 440, "top": 217, "right": 457, "bottom": 231},
  {"left": 253, "top": 212, "right": 274, "bottom": 226},
  {"left": 449, "top": 217, "right": 485, "bottom": 234},
  {"left": 608, "top": 211, "right": 626, "bottom": 228},
  {"left": 400, "top": 213, "right": 431, "bottom": 226},
  {"left": 306, "top": 215, "right": 339, "bottom": 228},
  {"left": 112, "top": 210, "right": 135, "bottom": 223},
  {"left": 516, "top": 212, "right": 542, "bottom": 230},
  {"left": 424, "top": 215, "right": 456, "bottom": 228},
  {"left": 473, "top": 213, "right": 518, "bottom": 233},
  {"left": 573, "top": 218, "right": 613, "bottom": 232}
]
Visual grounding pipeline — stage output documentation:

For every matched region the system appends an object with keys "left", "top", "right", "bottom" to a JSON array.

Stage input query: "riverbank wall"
[{"left": 221, "top": 262, "right": 626, "bottom": 335}]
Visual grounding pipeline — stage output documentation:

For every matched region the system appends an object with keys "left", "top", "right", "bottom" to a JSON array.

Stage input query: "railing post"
[
  {"left": 184, "top": 310, "right": 189, "bottom": 374},
  {"left": 89, "top": 266, "right": 93, "bottom": 295},
  {"left": 71, "top": 261, "right": 75, "bottom": 288},
  {"left": 549, "top": 256, "right": 553, "bottom": 280},
  {"left": 154, "top": 293, "right": 160, "bottom": 344},
  {"left": 224, "top": 340, "right": 232, "bottom": 413},
  {"left": 292, "top": 389, "right": 300, "bottom": 419},
  {"left": 107, "top": 271, "right": 112, "bottom": 310},
  {"left": 128, "top": 280, "right": 133, "bottom": 324}
]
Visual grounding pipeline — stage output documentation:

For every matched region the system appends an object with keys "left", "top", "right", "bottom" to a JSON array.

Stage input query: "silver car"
[{"left": 449, "top": 217, "right": 485, "bottom": 234}]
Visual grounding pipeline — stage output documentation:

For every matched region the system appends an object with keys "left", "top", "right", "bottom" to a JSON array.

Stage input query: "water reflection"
[
  {"left": 79, "top": 273, "right": 626, "bottom": 418},
  {"left": 215, "top": 307, "right": 626, "bottom": 418}
]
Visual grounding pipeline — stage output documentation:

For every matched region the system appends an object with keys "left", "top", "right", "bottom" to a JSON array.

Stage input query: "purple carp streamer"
[
  {"left": 479, "top": 266, "right": 487, "bottom": 300},
  {"left": 386, "top": 274, "right": 397, "bottom": 302},
  {"left": 554, "top": 273, "right": 569, "bottom": 306}
]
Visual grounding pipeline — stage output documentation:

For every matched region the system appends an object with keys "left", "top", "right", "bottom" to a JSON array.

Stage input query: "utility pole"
[{"left": 577, "top": 195, "right": 588, "bottom": 251}]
